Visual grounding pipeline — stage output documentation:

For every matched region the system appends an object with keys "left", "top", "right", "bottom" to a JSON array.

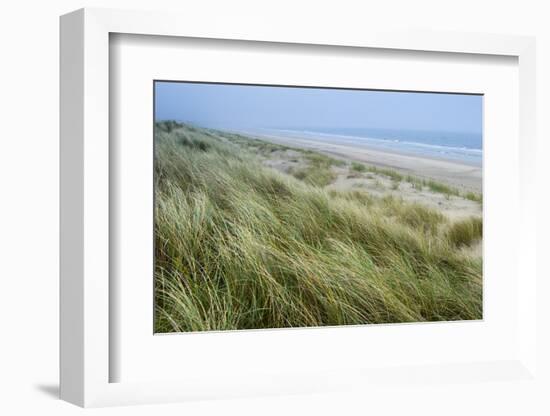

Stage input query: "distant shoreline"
[{"left": 234, "top": 129, "right": 482, "bottom": 193}]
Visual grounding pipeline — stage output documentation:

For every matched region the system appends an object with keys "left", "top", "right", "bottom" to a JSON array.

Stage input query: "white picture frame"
[{"left": 60, "top": 7, "right": 538, "bottom": 408}]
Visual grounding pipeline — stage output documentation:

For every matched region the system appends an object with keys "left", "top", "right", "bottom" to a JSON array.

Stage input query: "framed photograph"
[
  {"left": 60, "top": 8, "right": 538, "bottom": 408},
  {"left": 152, "top": 81, "right": 484, "bottom": 334}
]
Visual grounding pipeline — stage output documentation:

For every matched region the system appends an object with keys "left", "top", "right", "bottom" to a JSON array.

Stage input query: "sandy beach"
[
  {"left": 223, "top": 129, "right": 482, "bottom": 224},
  {"left": 241, "top": 131, "right": 482, "bottom": 193}
]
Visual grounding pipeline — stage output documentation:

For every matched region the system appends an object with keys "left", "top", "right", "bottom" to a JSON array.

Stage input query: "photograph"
[{"left": 153, "top": 81, "right": 483, "bottom": 333}]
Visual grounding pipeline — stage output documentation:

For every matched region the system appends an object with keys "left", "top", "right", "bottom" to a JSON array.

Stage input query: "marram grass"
[{"left": 154, "top": 122, "right": 482, "bottom": 332}]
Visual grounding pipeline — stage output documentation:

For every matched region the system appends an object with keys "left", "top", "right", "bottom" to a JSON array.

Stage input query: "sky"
[{"left": 154, "top": 81, "right": 483, "bottom": 134}]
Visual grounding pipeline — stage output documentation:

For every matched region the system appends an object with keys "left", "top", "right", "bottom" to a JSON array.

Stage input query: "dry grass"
[
  {"left": 154, "top": 122, "right": 483, "bottom": 332},
  {"left": 447, "top": 217, "right": 483, "bottom": 247}
]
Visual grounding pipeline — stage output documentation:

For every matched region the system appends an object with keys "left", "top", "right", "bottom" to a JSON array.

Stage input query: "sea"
[{"left": 266, "top": 127, "right": 483, "bottom": 166}]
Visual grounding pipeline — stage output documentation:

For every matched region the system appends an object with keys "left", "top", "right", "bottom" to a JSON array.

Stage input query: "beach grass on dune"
[
  {"left": 366, "top": 165, "right": 404, "bottom": 182},
  {"left": 351, "top": 161, "right": 368, "bottom": 173},
  {"left": 447, "top": 217, "right": 483, "bottom": 247},
  {"left": 464, "top": 191, "right": 483, "bottom": 203},
  {"left": 289, "top": 151, "right": 343, "bottom": 186},
  {"left": 154, "top": 122, "right": 483, "bottom": 332},
  {"left": 358, "top": 165, "right": 481, "bottom": 202}
]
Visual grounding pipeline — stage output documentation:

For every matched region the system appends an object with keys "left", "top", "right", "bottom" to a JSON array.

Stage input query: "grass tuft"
[
  {"left": 351, "top": 161, "right": 367, "bottom": 172},
  {"left": 366, "top": 165, "right": 403, "bottom": 182},
  {"left": 288, "top": 151, "right": 342, "bottom": 187},
  {"left": 425, "top": 180, "right": 460, "bottom": 197},
  {"left": 446, "top": 217, "right": 483, "bottom": 247},
  {"left": 464, "top": 192, "right": 483, "bottom": 203}
]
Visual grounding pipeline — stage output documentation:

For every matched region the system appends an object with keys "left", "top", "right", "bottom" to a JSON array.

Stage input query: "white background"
[
  {"left": 112, "top": 34, "right": 519, "bottom": 383},
  {"left": 0, "top": 1, "right": 549, "bottom": 415}
]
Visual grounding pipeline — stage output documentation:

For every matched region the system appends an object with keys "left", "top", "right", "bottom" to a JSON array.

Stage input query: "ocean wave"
[{"left": 271, "top": 129, "right": 482, "bottom": 156}]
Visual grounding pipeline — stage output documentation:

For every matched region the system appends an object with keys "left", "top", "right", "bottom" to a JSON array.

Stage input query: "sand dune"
[{"left": 244, "top": 131, "right": 482, "bottom": 193}]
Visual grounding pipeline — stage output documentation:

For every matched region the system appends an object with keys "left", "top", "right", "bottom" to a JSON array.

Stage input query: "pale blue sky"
[{"left": 155, "top": 81, "right": 482, "bottom": 134}]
